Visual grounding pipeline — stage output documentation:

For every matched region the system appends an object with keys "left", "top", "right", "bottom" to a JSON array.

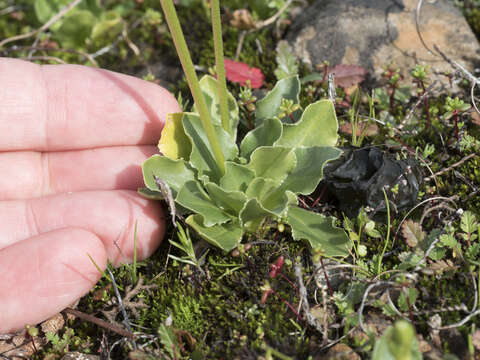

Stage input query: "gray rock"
[{"left": 286, "top": 0, "right": 480, "bottom": 84}]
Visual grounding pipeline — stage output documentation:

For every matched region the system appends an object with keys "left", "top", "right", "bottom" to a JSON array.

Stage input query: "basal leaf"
[
  {"left": 247, "top": 146, "right": 296, "bottom": 182},
  {"left": 137, "top": 187, "right": 164, "bottom": 200},
  {"left": 255, "top": 76, "right": 301, "bottom": 126},
  {"left": 275, "top": 100, "right": 338, "bottom": 148},
  {"left": 204, "top": 182, "right": 247, "bottom": 216},
  {"left": 240, "top": 117, "right": 283, "bottom": 160},
  {"left": 186, "top": 214, "right": 243, "bottom": 252},
  {"left": 245, "top": 177, "right": 280, "bottom": 201},
  {"left": 176, "top": 180, "right": 232, "bottom": 226},
  {"left": 286, "top": 206, "right": 350, "bottom": 257},
  {"left": 142, "top": 155, "right": 195, "bottom": 196},
  {"left": 245, "top": 178, "right": 290, "bottom": 216},
  {"left": 158, "top": 113, "right": 191, "bottom": 160},
  {"left": 240, "top": 198, "right": 272, "bottom": 232},
  {"left": 195, "top": 75, "right": 239, "bottom": 139},
  {"left": 219, "top": 162, "right": 256, "bottom": 192},
  {"left": 280, "top": 146, "right": 342, "bottom": 195},
  {"left": 183, "top": 113, "right": 238, "bottom": 183}
]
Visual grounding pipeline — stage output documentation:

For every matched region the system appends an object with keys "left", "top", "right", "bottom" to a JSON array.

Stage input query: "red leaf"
[
  {"left": 328, "top": 64, "right": 367, "bottom": 89},
  {"left": 224, "top": 59, "right": 265, "bottom": 88}
]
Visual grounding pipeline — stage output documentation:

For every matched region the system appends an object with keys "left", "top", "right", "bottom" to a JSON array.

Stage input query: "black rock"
[{"left": 323, "top": 147, "right": 422, "bottom": 218}]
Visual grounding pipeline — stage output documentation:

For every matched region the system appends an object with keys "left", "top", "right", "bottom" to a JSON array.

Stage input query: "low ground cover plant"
[{"left": 2, "top": 0, "right": 480, "bottom": 359}]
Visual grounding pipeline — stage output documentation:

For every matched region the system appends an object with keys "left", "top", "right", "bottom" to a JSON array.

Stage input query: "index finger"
[{"left": 0, "top": 58, "right": 181, "bottom": 152}]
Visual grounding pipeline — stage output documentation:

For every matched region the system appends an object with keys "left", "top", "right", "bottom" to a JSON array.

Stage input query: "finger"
[
  {"left": 0, "top": 58, "right": 181, "bottom": 151},
  {"left": 0, "top": 190, "right": 166, "bottom": 265},
  {"left": 0, "top": 145, "right": 158, "bottom": 200},
  {"left": 0, "top": 227, "right": 107, "bottom": 333}
]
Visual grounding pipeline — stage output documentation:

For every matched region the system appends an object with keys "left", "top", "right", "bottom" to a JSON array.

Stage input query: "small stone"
[{"left": 286, "top": 0, "right": 480, "bottom": 86}]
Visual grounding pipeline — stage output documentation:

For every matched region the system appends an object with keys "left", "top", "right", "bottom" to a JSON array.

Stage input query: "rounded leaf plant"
[{"left": 141, "top": 0, "right": 350, "bottom": 257}]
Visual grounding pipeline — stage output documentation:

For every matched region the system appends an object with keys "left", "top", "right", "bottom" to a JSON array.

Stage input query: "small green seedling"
[
  {"left": 168, "top": 222, "right": 208, "bottom": 271},
  {"left": 411, "top": 64, "right": 431, "bottom": 128},
  {"left": 444, "top": 96, "right": 471, "bottom": 141},
  {"left": 140, "top": 0, "right": 350, "bottom": 257}
]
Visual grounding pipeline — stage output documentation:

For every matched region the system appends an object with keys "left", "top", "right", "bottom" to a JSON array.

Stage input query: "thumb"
[{"left": 0, "top": 228, "right": 107, "bottom": 333}]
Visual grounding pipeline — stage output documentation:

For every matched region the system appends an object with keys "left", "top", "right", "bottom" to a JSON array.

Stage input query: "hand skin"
[{"left": 0, "top": 58, "right": 181, "bottom": 333}]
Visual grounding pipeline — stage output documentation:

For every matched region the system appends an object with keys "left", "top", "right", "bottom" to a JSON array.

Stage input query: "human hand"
[{"left": 0, "top": 58, "right": 180, "bottom": 333}]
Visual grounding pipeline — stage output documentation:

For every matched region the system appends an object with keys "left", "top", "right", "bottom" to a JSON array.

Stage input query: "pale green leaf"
[
  {"left": 246, "top": 177, "right": 281, "bottom": 202},
  {"left": 219, "top": 161, "right": 256, "bottom": 192},
  {"left": 176, "top": 180, "right": 232, "bottom": 226},
  {"left": 183, "top": 113, "right": 238, "bottom": 183},
  {"left": 240, "top": 117, "right": 283, "bottom": 160},
  {"left": 286, "top": 206, "right": 350, "bottom": 257},
  {"left": 239, "top": 198, "right": 272, "bottom": 232},
  {"left": 274, "top": 40, "right": 299, "bottom": 80},
  {"left": 158, "top": 113, "right": 192, "bottom": 160},
  {"left": 194, "top": 75, "right": 239, "bottom": 139},
  {"left": 279, "top": 146, "right": 341, "bottom": 195},
  {"left": 247, "top": 146, "right": 296, "bottom": 182},
  {"left": 137, "top": 187, "right": 164, "bottom": 200},
  {"left": 275, "top": 100, "right": 338, "bottom": 148},
  {"left": 255, "top": 76, "right": 301, "bottom": 126},
  {"left": 245, "top": 178, "right": 290, "bottom": 216},
  {"left": 204, "top": 182, "right": 247, "bottom": 216},
  {"left": 186, "top": 214, "right": 243, "bottom": 252},
  {"left": 142, "top": 155, "right": 195, "bottom": 196}
]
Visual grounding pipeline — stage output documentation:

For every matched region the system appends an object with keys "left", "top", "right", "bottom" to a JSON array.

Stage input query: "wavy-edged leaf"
[
  {"left": 219, "top": 161, "right": 256, "bottom": 192},
  {"left": 255, "top": 76, "right": 301, "bottom": 126},
  {"left": 204, "top": 182, "right": 247, "bottom": 216},
  {"left": 240, "top": 198, "right": 272, "bottom": 232},
  {"left": 176, "top": 180, "right": 232, "bottom": 226},
  {"left": 186, "top": 214, "right": 243, "bottom": 252},
  {"left": 142, "top": 155, "right": 195, "bottom": 196},
  {"left": 275, "top": 100, "right": 338, "bottom": 148},
  {"left": 240, "top": 117, "right": 282, "bottom": 160},
  {"left": 246, "top": 177, "right": 280, "bottom": 201},
  {"left": 286, "top": 206, "right": 350, "bottom": 257},
  {"left": 274, "top": 40, "right": 299, "bottom": 80},
  {"left": 245, "top": 178, "right": 290, "bottom": 216},
  {"left": 183, "top": 113, "right": 238, "bottom": 183},
  {"left": 158, "top": 113, "right": 191, "bottom": 160},
  {"left": 247, "top": 146, "right": 296, "bottom": 182},
  {"left": 137, "top": 187, "right": 164, "bottom": 200},
  {"left": 401, "top": 220, "right": 425, "bottom": 248},
  {"left": 280, "top": 146, "right": 342, "bottom": 195},
  {"left": 193, "top": 75, "right": 239, "bottom": 139}
]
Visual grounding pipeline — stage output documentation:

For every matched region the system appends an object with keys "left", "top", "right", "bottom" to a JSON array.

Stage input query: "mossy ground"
[{"left": 1, "top": 1, "right": 480, "bottom": 359}]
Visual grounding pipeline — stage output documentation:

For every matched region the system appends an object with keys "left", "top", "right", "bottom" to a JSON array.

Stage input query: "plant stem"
[
  {"left": 159, "top": 0, "right": 226, "bottom": 175},
  {"left": 377, "top": 188, "right": 391, "bottom": 275},
  {"left": 211, "top": 0, "right": 230, "bottom": 135}
]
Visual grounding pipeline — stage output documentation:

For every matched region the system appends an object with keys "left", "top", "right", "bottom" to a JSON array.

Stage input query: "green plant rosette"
[{"left": 141, "top": 75, "right": 350, "bottom": 256}]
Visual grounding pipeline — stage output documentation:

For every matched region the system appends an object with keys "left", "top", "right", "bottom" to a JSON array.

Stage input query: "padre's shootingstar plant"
[{"left": 139, "top": 0, "right": 350, "bottom": 256}]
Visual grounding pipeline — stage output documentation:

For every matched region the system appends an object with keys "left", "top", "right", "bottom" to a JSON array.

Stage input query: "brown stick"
[{"left": 63, "top": 308, "right": 135, "bottom": 339}]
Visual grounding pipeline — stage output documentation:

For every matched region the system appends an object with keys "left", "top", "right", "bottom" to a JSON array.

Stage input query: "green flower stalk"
[
  {"left": 211, "top": 0, "right": 230, "bottom": 136},
  {"left": 159, "top": 0, "right": 226, "bottom": 175}
]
